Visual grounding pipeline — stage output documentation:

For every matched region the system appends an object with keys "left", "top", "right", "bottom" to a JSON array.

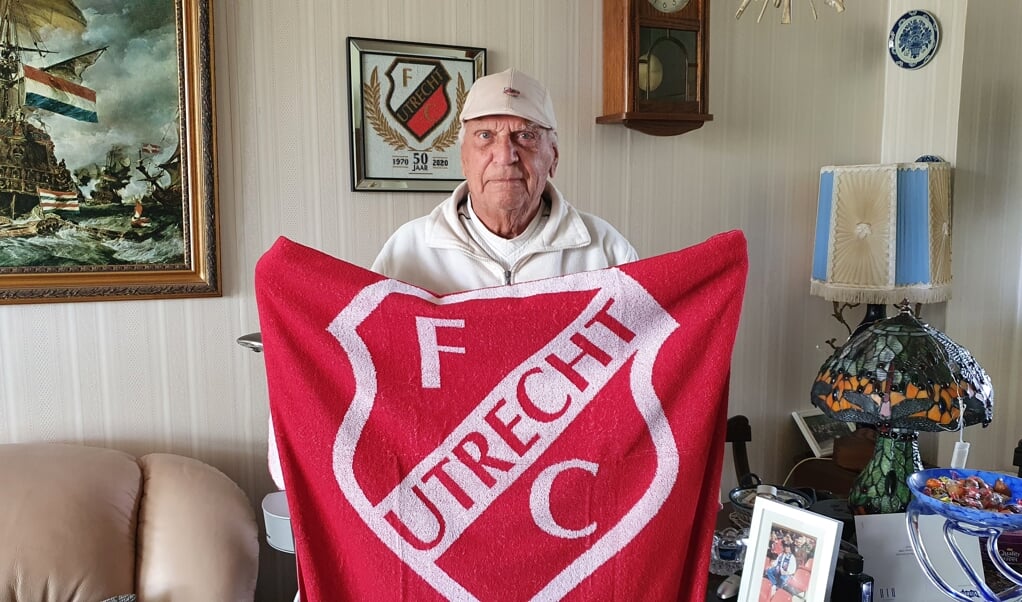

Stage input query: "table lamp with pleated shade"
[{"left": 806, "top": 160, "right": 996, "bottom": 515}]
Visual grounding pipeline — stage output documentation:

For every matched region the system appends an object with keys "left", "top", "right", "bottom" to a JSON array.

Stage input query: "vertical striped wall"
[
  {"left": 941, "top": 0, "right": 1022, "bottom": 472},
  {"left": 1, "top": 1, "right": 1019, "bottom": 599}
]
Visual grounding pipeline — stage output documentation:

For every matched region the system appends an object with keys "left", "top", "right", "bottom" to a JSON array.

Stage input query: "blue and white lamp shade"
[{"left": 811, "top": 162, "right": 952, "bottom": 305}]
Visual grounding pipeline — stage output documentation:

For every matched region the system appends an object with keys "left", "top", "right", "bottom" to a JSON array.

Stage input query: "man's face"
[{"left": 460, "top": 115, "right": 559, "bottom": 218}]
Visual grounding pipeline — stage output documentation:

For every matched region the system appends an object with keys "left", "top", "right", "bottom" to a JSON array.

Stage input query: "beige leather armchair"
[{"left": 0, "top": 443, "right": 260, "bottom": 602}]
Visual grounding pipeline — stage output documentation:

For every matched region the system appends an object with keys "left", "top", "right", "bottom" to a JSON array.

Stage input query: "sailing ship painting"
[{"left": 0, "top": 0, "right": 185, "bottom": 269}]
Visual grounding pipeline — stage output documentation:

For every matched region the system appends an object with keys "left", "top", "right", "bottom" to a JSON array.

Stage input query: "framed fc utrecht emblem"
[{"left": 348, "top": 38, "right": 486, "bottom": 192}]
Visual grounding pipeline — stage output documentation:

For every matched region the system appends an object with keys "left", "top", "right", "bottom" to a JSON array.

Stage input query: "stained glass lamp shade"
[{"left": 811, "top": 303, "right": 993, "bottom": 514}]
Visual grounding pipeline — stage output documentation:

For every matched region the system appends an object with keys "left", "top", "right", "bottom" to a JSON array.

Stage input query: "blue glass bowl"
[{"left": 907, "top": 468, "right": 1022, "bottom": 530}]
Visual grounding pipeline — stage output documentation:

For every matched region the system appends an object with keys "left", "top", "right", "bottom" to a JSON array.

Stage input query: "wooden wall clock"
[{"left": 597, "top": 0, "right": 712, "bottom": 136}]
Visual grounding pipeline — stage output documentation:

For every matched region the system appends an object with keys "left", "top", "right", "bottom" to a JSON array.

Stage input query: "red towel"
[{"left": 256, "top": 230, "right": 748, "bottom": 601}]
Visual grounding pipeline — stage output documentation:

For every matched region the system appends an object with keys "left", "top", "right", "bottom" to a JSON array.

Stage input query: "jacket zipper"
[{"left": 504, "top": 269, "right": 512, "bottom": 285}]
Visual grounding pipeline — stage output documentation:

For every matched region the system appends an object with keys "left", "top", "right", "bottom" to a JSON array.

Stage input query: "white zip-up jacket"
[
  {"left": 371, "top": 181, "right": 638, "bottom": 294},
  {"left": 267, "top": 181, "right": 637, "bottom": 490}
]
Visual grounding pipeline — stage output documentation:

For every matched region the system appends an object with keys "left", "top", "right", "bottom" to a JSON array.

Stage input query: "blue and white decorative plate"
[{"left": 888, "top": 10, "right": 940, "bottom": 70}]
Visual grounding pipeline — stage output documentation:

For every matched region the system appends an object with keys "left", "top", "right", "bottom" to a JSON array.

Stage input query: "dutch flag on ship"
[
  {"left": 23, "top": 64, "right": 98, "bottom": 123},
  {"left": 37, "top": 188, "right": 80, "bottom": 212}
]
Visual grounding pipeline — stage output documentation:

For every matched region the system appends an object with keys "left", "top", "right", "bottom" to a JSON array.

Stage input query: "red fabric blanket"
[{"left": 256, "top": 231, "right": 748, "bottom": 601}]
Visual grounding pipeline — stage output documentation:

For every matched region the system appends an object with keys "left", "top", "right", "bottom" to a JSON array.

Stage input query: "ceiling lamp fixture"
[{"left": 735, "top": 0, "right": 845, "bottom": 24}]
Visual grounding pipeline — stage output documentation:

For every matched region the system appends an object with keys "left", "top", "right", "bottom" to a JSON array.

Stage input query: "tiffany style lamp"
[{"left": 810, "top": 302, "right": 994, "bottom": 514}]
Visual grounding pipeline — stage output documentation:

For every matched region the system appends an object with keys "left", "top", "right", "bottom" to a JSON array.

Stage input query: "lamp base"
[
  {"left": 851, "top": 303, "right": 887, "bottom": 337},
  {"left": 849, "top": 427, "right": 922, "bottom": 515}
]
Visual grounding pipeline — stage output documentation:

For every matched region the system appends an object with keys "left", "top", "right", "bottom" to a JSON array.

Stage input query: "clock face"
[{"left": 648, "top": 0, "right": 690, "bottom": 13}]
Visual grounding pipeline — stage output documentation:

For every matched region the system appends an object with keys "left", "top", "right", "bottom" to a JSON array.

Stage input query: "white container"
[{"left": 262, "top": 491, "right": 295, "bottom": 554}]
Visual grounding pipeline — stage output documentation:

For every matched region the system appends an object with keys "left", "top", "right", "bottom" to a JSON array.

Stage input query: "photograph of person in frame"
[{"left": 759, "top": 525, "right": 817, "bottom": 601}]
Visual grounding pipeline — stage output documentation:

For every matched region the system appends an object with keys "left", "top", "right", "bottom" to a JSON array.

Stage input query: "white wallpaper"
[
  {"left": 941, "top": 0, "right": 1022, "bottom": 472},
  {"left": 1, "top": 1, "right": 1019, "bottom": 599}
]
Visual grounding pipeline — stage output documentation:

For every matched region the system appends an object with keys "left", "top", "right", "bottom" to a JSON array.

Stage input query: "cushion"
[
  {"left": 0, "top": 443, "right": 140, "bottom": 601},
  {"left": 255, "top": 231, "right": 748, "bottom": 601}
]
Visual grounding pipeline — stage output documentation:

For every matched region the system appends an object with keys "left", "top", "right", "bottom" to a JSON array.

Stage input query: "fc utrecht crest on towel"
[{"left": 327, "top": 270, "right": 682, "bottom": 600}]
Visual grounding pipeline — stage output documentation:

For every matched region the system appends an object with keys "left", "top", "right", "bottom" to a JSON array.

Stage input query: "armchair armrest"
[{"left": 136, "top": 453, "right": 259, "bottom": 602}]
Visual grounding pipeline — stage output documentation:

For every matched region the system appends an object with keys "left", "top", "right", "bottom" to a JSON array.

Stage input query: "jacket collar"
[{"left": 426, "top": 181, "right": 591, "bottom": 253}]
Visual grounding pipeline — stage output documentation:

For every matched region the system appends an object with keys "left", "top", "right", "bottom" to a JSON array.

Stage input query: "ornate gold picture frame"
[
  {"left": 0, "top": 0, "right": 219, "bottom": 304},
  {"left": 348, "top": 37, "right": 486, "bottom": 192}
]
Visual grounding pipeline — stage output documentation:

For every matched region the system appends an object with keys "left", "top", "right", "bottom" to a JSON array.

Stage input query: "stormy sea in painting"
[{"left": 0, "top": 211, "right": 184, "bottom": 268}]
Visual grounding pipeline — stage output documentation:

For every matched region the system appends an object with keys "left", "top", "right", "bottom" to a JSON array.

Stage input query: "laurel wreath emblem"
[{"left": 363, "top": 67, "right": 467, "bottom": 152}]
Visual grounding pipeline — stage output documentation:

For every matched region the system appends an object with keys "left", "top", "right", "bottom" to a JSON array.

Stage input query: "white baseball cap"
[{"left": 459, "top": 68, "right": 557, "bottom": 129}]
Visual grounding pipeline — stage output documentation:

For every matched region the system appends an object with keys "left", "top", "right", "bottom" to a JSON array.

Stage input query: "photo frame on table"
[
  {"left": 736, "top": 496, "right": 843, "bottom": 602},
  {"left": 792, "top": 408, "right": 855, "bottom": 458},
  {"left": 0, "top": 0, "right": 220, "bottom": 304},
  {"left": 347, "top": 37, "right": 486, "bottom": 192}
]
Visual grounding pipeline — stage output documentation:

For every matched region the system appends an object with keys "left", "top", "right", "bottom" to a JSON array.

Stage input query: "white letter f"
[{"left": 415, "top": 317, "right": 465, "bottom": 389}]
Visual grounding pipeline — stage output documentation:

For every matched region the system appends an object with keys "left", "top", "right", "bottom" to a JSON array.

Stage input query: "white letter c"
[{"left": 529, "top": 459, "right": 599, "bottom": 539}]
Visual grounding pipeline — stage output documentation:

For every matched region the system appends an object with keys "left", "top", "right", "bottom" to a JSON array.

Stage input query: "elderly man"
[
  {"left": 266, "top": 69, "right": 636, "bottom": 491},
  {"left": 372, "top": 68, "right": 637, "bottom": 294}
]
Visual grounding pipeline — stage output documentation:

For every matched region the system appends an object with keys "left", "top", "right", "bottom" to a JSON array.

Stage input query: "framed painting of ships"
[
  {"left": 0, "top": 0, "right": 219, "bottom": 303},
  {"left": 348, "top": 37, "right": 486, "bottom": 192}
]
